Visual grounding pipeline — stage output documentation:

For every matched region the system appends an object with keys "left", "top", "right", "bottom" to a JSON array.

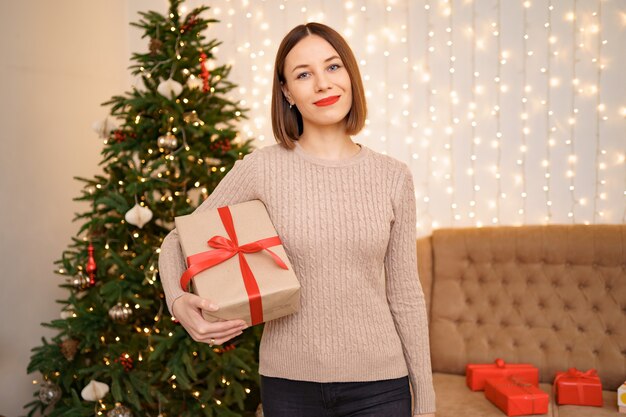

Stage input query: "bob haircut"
[{"left": 271, "top": 22, "right": 367, "bottom": 149}]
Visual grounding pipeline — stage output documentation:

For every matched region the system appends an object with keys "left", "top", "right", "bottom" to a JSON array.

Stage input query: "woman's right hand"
[{"left": 172, "top": 293, "right": 248, "bottom": 345}]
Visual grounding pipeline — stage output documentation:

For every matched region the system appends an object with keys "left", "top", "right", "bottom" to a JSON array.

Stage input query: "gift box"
[
  {"left": 466, "top": 358, "right": 539, "bottom": 391},
  {"left": 618, "top": 381, "right": 626, "bottom": 413},
  {"left": 175, "top": 199, "right": 301, "bottom": 327},
  {"left": 553, "top": 368, "right": 603, "bottom": 407},
  {"left": 485, "top": 377, "right": 549, "bottom": 416}
]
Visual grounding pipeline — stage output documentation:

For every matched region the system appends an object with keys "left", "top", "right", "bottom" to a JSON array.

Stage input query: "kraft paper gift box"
[
  {"left": 175, "top": 199, "right": 301, "bottom": 327},
  {"left": 466, "top": 358, "right": 539, "bottom": 391},
  {"left": 484, "top": 377, "right": 549, "bottom": 416},
  {"left": 553, "top": 368, "right": 603, "bottom": 407}
]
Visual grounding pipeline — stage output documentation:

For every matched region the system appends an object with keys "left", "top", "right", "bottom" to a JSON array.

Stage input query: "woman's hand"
[{"left": 172, "top": 293, "right": 248, "bottom": 345}]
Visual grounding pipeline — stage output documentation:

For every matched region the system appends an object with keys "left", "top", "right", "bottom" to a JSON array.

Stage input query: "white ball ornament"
[
  {"left": 92, "top": 117, "right": 119, "bottom": 139},
  {"left": 81, "top": 379, "right": 109, "bottom": 401},
  {"left": 124, "top": 203, "right": 153, "bottom": 229},
  {"left": 157, "top": 78, "right": 183, "bottom": 99},
  {"left": 186, "top": 75, "right": 203, "bottom": 90}
]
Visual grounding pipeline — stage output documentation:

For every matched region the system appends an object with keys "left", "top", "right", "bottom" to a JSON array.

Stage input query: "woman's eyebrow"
[{"left": 291, "top": 55, "right": 341, "bottom": 73}]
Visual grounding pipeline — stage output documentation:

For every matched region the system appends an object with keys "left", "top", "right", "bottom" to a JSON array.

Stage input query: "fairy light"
[
  {"left": 423, "top": 1, "right": 434, "bottom": 232},
  {"left": 493, "top": 0, "right": 502, "bottom": 225},
  {"left": 567, "top": 1, "right": 578, "bottom": 222},
  {"left": 446, "top": 0, "right": 457, "bottom": 224},
  {"left": 593, "top": 2, "right": 604, "bottom": 223},
  {"left": 543, "top": 1, "right": 554, "bottom": 224},
  {"left": 187, "top": 0, "right": 624, "bottom": 228},
  {"left": 519, "top": 1, "right": 530, "bottom": 222}
]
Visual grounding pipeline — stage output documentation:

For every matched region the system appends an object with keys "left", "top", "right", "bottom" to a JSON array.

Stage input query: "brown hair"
[{"left": 271, "top": 22, "right": 367, "bottom": 149}]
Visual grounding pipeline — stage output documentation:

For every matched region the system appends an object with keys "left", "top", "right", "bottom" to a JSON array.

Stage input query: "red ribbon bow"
[{"left": 179, "top": 206, "right": 288, "bottom": 325}]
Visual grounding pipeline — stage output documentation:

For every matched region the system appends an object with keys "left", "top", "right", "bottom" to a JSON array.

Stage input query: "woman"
[{"left": 158, "top": 22, "right": 436, "bottom": 417}]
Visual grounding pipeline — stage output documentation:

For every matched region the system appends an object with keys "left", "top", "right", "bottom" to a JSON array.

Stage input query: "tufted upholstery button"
[
  {"left": 539, "top": 342, "right": 546, "bottom": 350},
  {"left": 592, "top": 349, "right": 599, "bottom": 355},
  {"left": 592, "top": 305, "right": 599, "bottom": 312},
  {"left": 592, "top": 263, "right": 599, "bottom": 268},
  {"left": 551, "top": 280, "right": 559, "bottom": 288},
  {"left": 465, "top": 298, "right": 473, "bottom": 305},
  {"left": 512, "top": 340, "right": 519, "bottom": 348},
  {"left": 552, "top": 324, "right": 560, "bottom": 331},
  {"left": 565, "top": 345, "right": 573, "bottom": 352},
  {"left": 577, "top": 326, "right": 585, "bottom": 333},
  {"left": 565, "top": 262, "right": 572, "bottom": 268},
  {"left": 606, "top": 285, "right": 613, "bottom": 291},
  {"left": 563, "top": 303, "right": 572, "bottom": 311},
  {"left": 605, "top": 328, "right": 613, "bottom": 336}
]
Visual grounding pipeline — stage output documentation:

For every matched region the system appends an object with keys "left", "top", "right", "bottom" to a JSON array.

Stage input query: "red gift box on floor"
[
  {"left": 466, "top": 358, "right": 539, "bottom": 391},
  {"left": 485, "top": 377, "right": 549, "bottom": 416},
  {"left": 554, "top": 368, "right": 603, "bottom": 407}
]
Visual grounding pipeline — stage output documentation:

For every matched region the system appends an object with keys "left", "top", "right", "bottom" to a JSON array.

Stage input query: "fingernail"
[{"left": 209, "top": 304, "right": 219, "bottom": 310}]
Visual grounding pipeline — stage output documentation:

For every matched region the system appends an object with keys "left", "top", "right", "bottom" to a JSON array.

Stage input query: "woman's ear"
[{"left": 281, "top": 84, "right": 292, "bottom": 105}]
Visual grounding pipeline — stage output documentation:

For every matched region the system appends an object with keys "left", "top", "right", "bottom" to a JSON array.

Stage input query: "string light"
[
  {"left": 191, "top": 0, "right": 624, "bottom": 228},
  {"left": 593, "top": 1, "right": 604, "bottom": 223}
]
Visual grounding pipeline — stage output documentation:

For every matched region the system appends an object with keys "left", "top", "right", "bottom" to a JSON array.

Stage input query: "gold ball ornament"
[
  {"left": 107, "top": 403, "right": 133, "bottom": 417},
  {"left": 60, "top": 338, "right": 80, "bottom": 361},
  {"left": 38, "top": 381, "right": 62, "bottom": 405},
  {"left": 108, "top": 302, "right": 133, "bottom": 323},
  {"left": 183, "top": 110, "right": 200, "bottom": 124},
  {"left": 67, "top": 271, "right": 90, "bottom": 290},
  {"left": 157, "top": 132, "right": 178, "bottom": 150}
]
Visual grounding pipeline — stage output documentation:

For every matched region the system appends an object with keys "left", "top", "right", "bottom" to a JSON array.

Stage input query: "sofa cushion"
[{"left": 426, "top": 225, "right": 626, "bottom": 390}]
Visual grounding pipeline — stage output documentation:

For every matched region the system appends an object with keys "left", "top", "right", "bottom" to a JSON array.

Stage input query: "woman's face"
[{"left": 281, "top": 35, "right": 352, "bottom": 133}]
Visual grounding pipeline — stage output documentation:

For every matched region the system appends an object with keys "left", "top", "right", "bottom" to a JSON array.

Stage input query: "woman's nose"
[{"left": 315, "top": 73, "right": 332, "bottom": 91}]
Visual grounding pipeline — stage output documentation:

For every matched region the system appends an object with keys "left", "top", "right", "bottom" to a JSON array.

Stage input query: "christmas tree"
[{"left": 26, "top": 1, "right": 264, "bottom": 416}]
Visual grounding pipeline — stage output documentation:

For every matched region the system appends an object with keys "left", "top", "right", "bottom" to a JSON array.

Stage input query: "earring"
[{"left": 289, "top": 103, "right": 293, "bottom": 109}]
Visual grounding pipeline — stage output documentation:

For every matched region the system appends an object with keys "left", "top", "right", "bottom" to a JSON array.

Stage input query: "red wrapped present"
[
  {"left": 175, "top": 200, "right": 301, "bottom": 327},
  {"left": 466, "top": 358, "right": 539, "bottom": 391},
  {"left": 485, "top": 377, "right": 549, "bottom": 416},
  {"left": 553, "top": 368, "right": 603, "bottom": 407}
]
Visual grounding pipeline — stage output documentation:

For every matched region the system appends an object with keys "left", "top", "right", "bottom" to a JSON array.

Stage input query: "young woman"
[{"left": 158, "top": 22, "right": 436, "bottom": 417}]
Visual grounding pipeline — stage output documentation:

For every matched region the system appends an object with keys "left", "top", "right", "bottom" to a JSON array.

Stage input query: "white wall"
[{"left": 0, "top": 1, "right": 130, "bottom": 414}]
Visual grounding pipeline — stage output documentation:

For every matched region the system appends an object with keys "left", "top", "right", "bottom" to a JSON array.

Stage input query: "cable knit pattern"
[{"left": 158, "top": 141, "right": 436, "bottom": 414}]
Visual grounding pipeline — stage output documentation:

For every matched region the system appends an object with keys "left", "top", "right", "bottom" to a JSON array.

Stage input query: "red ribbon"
[
  {"left": 179, "top": 206, "right": 288, "bottom": 325},
  {"left": 553, "top": 368, "right": 599, "bottom": 404},
  {"left": 508, "top": 377, "right": 541, "bottom": 414}
]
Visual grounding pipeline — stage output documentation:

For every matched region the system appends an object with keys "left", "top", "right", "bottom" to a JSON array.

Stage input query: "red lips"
[{"left": 314, "top": 95, "right": 340, "bottom": 106}]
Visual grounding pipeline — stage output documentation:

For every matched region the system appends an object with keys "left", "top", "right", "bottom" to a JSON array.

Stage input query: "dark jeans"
[{"left": 260, "top": 374, "right": 412, "bottom": 417}]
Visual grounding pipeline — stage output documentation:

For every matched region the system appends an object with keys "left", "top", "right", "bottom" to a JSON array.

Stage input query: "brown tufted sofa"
[{"left": 415, "top": 224, "right": 626, "bottom": 417}]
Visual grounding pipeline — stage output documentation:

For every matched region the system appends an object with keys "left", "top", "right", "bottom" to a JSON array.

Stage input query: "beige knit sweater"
[{"left": 158, "top": 140, "right": 436, "bottom": 414}]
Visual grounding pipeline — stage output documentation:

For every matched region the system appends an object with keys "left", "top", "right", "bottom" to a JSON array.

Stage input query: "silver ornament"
[
  {"left": 157, "top": 132, "right": 178, "bottom": 150},
  {"left": 38, "top": 381, "right": 62, "bottom": 405},
  {"left": 108, "top": 302, "right": 133, "bottom": 323},
  {"left": 67, "top": 271, "right": 90, "bottom": 290},
  {"left": 107, "top": 403, "right": 133, "bottom": 417}
]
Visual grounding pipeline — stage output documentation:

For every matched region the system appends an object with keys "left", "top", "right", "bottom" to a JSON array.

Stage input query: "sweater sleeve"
[
  {"left": 158, "top": 150, "right": 260, "bottom": 316},
  {"left": 384, "top": 164, "right": 436, "bottom": 415}
]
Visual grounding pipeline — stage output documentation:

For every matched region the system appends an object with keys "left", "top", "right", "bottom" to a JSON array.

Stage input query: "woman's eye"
[
  {"left": 297, "top": 72, "right": 309, "bottom": 79},
  {"left": 329, "top": 64, "right": 340, "bottom": 71}
]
